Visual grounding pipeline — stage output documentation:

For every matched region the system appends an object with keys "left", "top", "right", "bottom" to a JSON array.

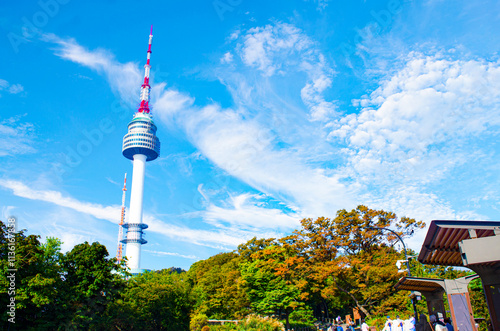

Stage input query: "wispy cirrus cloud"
[
  {"left": 176, "top": 103, "right": 353, "bottom": 217},
  {"left": 0, "top": 179, "right": 119, "bottom": 222},
  {"left": 0, "top": 179, "right": 261, "bottom": 250},
  {"left": 143, "top": 249, "right": 198, "bottom": 260},
  {"left": 202, "top": 192, "right": 301, "bottom": 231},
  {"left": 0, "top": 116, "right": 36, "bottom": 157},
  {"left": 42, "top": 33, "right": 142, "bottom": 105}
]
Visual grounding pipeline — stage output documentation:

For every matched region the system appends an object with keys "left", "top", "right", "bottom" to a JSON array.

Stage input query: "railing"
[{"left": 207, "top": 319, "right": 239, "bottom": 325}]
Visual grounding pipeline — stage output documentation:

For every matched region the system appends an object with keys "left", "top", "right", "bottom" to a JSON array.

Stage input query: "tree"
[
  {"left": 60, "top": 241, "right": 127, "bottom": 329},
  {"left": 188, "top": 252, "right": 249, "bottom": 319},
  {"left": 239, "top": 238, "right": 309, "bottom": 329},
  {"left": 108, "top": 269, "right": 192, "bottom": 330},
  {"left": 0, "top": 221, "right": 65, "bottom": 329},
  {"left": 294, "top": 206, "right": 425, "bottom": 318},
  {"left": 469, "top": 278, "right": 491, "bottom": 330}
]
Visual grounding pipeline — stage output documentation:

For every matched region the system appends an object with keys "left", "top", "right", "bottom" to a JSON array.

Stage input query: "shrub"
[
  {"left": 209, "top": 324, "right": 238, "bottom": 331},
  {"left": 237, "top": 314, "right": 284, "bottom": 331},
  {"left": 190, "top": 313, "right": 209, "bottom": 331},
  {"left": 289, "top": 306, "right": 315, "bottom": 325}
]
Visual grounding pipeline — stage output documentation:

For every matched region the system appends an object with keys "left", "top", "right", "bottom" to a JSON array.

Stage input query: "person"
[
  {"left": 336, "top": 316, "right": 343, "bottom": 324},
  {"left": 444, "top": 318, "right": 454, "bottom": 331},
  {"left": 383, "top": 316, "right": 393, "bottom": 331},
  {"left": 361, "top": 319, "right": 370, "bottom": 331},
  {"left": 404, "top": 315, "right": 416, "bottom": 331},
  {"left": 393, "top": 315, "right": 404, "bottom": 331},
  {"left": 437, "top": 313, "right": 445, "bottom": 324},
  {"left": 430, "top": 314, "right": 447, "bottom": 331},
  {"left": 347, "top": 319, "right": 356, "bottom": 331}
]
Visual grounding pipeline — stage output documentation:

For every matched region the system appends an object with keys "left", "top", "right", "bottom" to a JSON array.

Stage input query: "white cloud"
[
  {"left": 8, "top": 84, "right": 24, "bottom": 94},
  {"left": 0, "top": 179, "right": 119, "bottom": 222},
  {"left": 238, "top": 23, "right": 314, "bottom": 76},
  {"left": 150, "top": 82, "right": 195, "bottom": 123},
  {"left": 144, "top": 249, "right": 198, "bottom": 260},
  {"left": 43, "top": 33, "right": 142, "bottom": 105},
  {"left": 301, "top": 74, "right": 337, "bottom": 121},
  {"left": 0, "top": 179, "right": 251, "bottom": 249},
  {"left": 233, "top": 22, "right": 337, "bottom": 121},
  {"left": 145, "top": 214, "right": 244, "bottom": 248},
  {"left": 179, "top": 103, "right": 354, "bottom": 217},
  {"left": 0, "top": 116, "right": 36, "bottom": 156},
  {"left": 203, "top": 193, "right": 300, "bottom": 230},
  {"left": 329, "top": 54, "right": 500, "bottom": 184},
  {"left": 0, "top": 78, "right": 24, "bottom": 96},
  {"left": 220, "top": 52, "right": 234, "bottom": 64},
  {"left": 325, "top": 53, "right": 500, "bottom": 231}
]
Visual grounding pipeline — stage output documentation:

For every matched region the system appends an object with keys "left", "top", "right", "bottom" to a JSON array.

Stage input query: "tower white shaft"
[
  {"left": 128, "top": 154, "right": 146, "bottom": 225},
  {"left": 125, "top": 154, "right": 146, "bottom": 270}
]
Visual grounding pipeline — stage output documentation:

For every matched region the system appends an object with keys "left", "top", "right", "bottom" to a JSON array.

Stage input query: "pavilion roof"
[{"left": 417, "top": 220, "right": 500, "bottom": 267}]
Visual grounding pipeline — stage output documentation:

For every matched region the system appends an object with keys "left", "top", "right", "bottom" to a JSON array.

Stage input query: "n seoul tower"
[{"left": 121, "top": 26, "right": 160, "bottom": 273}]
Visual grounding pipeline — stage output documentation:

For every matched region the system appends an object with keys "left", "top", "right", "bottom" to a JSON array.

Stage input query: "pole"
[{"left": 366, "top": 226, "right": 419, "bottom": 321}]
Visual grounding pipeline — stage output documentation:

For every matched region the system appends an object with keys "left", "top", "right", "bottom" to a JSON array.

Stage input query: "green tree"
[
  {"left": 0, "top": 221, "right": 65, "bottom": 330},
  {"left": 108, "top": 269, "right": 192, "bottom": 330},
  {"left": 188, "top": 252, "right": 249, "bottom": 319},
  {"left": 61, "top": 241, "right": 127, "bottom": 329}
]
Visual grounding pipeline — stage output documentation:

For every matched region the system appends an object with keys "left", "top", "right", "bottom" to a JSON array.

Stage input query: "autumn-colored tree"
[
  {"left": 239, "top": 237, "right": 309, "bottom": 329},
  {"left": 237, "top": 237, "right": 277, "bottom": 261},
  {"left": 294, "top": 205, "right": 425, "bottom": 318}
]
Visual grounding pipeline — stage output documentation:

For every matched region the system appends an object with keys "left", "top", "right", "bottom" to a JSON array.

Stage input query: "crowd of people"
[
  {"left": 419, "top": 313, "right": 454, "bottom": 331},
  {"left": 369, "top": 313, "right": 454, "bottom": 331},
  {"left": 380, "top": 315, "right": 416, "bottom": 331},
  {"left": 314, "top": 313, "right": 455, "bottom": 331}
]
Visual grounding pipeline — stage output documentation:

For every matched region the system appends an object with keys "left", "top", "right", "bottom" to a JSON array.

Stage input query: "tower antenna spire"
[{"left": 138, "top": 25, "right": 153, "bottom": 113}]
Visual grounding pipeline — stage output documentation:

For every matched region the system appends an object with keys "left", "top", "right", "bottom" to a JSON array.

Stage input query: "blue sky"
[{"left": 1, "top": 0, "right": 499, "bottom": 271}]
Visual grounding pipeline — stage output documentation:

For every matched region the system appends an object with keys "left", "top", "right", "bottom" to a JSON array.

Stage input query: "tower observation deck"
[{"left": 121, "top": 26, "right": 160, "bottom": 274}]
